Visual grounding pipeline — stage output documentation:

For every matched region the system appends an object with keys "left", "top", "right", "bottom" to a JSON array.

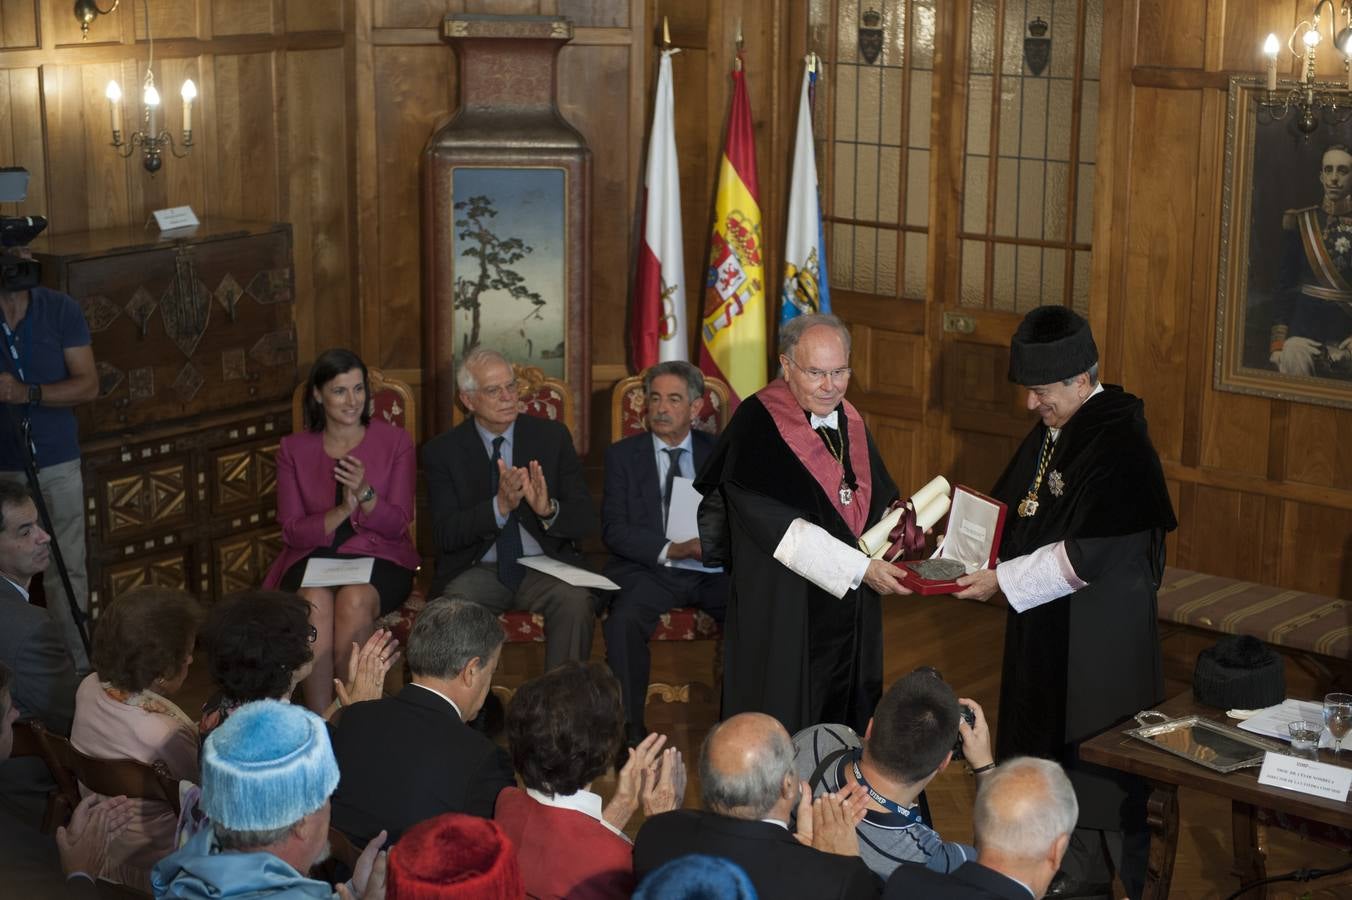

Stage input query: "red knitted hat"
[{"left": 387, "top": 813, "right": 524, "bottom": 900}]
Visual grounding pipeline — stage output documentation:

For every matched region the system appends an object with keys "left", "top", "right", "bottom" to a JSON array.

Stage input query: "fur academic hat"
[
  {"left": 386, "top": 813, "right": 523, "bottom": 900},
  {"left": 201, "top": 699, "right": 339, "bottom": 832},
  {"left": 1008, "top": 306, "right": 1099, "bottom": 386},
  {"left": 1193, "top": 635, "right": 1286, "bottom": 710},
  {"left": 634, "top": 855, "right": 758, "bottom": 900}
]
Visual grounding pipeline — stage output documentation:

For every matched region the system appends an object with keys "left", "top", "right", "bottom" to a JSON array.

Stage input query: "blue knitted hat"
[
  {"left": 201, "top": 699, "right": 340, "bottom": 831},
  {"left": 634, "top": 854, "right": 759, "bottom": 899}
]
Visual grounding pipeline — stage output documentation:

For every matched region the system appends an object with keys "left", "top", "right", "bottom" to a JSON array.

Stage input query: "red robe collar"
[{"left": 755, "top": 378, "right": 873, "bottom": 537}]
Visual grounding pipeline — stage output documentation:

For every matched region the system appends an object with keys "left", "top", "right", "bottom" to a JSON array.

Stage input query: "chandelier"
[
  {"left": 1260, "top": 0, "right": 1352, "bottom": 133},
  {"left": 76, "top": 0, "right": 197, "bottom": 173}
]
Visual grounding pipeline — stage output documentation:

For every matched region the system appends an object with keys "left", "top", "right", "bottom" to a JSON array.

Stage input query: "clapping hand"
[
  {"left": 336, "top": 830, "right": 387, "bottom": 900},
  {"left": 495, "top": 459, "right": 527, "bottom": 517},
  {"left": 641, "top": 745, "right": 687, "bottom": 815},
  {"left": 334, "top": 628, "right": 399, "bottom": 708},
  {"left": 57, "top": 794, "right": 135, "bottom": 880},
  {"left": 604, "top": 732, "right": 670, "bottom": 830},
  {"left": 794, "top": 781, "right": 867, "bottom": 856},
  {"left": 521, "top": 460, "right": 553, "bottom": 518},
  {"left": 334, "top": 456, "right": 369, "bottom": 507}
]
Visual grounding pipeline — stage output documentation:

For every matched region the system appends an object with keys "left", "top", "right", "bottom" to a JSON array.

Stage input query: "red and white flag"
[{"left": 631, "top": 49, "right": 687, "bottom": 371}]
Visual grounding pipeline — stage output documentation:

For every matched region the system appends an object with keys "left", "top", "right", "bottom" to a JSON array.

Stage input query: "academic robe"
[
  {"left": 990, "top": 385, "right": 1176, "bottom": 829},
  {"left": 696, "top": 378, "right": 900, "bottom": 735}
]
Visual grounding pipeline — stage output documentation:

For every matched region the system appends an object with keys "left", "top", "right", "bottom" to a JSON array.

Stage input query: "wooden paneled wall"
[
  {"left": 355, "top": 0, "right": 804, "bottom": 457},
  {"left": 1097, "top": 0, "right": 1352, "bottom": 596},
  {"left": 0, "top": 0, "right": 354, "bottom": 366}
]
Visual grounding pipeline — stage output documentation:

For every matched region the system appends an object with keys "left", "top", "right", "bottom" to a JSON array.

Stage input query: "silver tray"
[{"left": 1124, "top": 711, "right": 1291, "bottom": 774}]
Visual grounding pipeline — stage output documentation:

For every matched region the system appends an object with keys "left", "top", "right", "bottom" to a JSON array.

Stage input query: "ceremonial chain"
[
  {"left": 818, "top": 426, "right": 855, "bottom": 506},
  {"left": 1017, "top": 431, "right": 1055, "bottom": 518}
]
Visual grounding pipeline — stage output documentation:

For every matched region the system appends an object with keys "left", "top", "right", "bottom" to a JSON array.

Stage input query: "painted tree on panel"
[{"left": 453, "top": 194, "right": 546, "bottom": 351}]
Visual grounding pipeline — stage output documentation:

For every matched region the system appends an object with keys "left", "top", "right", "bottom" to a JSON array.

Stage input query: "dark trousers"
[{"left": 603, "top": 561, "right": 729, "bottom": 733}]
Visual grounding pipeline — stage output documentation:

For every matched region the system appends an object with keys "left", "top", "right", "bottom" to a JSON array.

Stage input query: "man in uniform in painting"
[
  {"left": 696, "top": 313, "right": 909, "bottom": 737},
  {"left": 1270, "top": 143, "right": 1352, "bottom": 377},
  {"left": 954, "top": 306, "right": 1176, "bottom": 900}
]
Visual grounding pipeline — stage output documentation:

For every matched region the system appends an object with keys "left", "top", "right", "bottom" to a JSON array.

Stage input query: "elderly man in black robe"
[
  {"left": 696, "top": 314, "right": 909, "bottom": 737},
  {"left": 955, "top": 306, "right": 1176, "bottom": 900}
]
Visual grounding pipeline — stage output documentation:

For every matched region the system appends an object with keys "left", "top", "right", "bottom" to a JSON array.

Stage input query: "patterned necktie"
[
  {"left": 491, "top": 436, "right": 526, "bottom": 592},
  {"left": 662, "top": 447, "right": 686, "bottom": 529}
]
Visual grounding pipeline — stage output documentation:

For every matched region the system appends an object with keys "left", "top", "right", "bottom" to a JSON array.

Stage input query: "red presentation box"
[{"left": 899, "top": 486, "right": 1007, "bottom": 595}]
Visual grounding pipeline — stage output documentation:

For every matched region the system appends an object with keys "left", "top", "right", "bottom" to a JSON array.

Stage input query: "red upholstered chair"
[{"left": 608, "top": 368, "right": 731, "bottom": 709}]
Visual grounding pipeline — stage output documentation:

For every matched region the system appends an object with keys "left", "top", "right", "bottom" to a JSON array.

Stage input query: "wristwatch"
[
  {"left": 26, "top": 383, "right": 40, "bottom": 405},
  {"left": 358, "top": 485, "right": 376, "bottom": 503}
]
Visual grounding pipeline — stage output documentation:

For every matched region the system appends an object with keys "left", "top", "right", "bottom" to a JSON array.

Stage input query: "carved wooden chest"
[{"left": 31, "top": 220, "right": 296, "bottom": 613}]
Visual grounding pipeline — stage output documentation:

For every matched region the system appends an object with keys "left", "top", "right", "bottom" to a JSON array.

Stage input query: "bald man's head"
[
  {"left": 699, "top": 713, "right": 796, "bottom": 820},
  {"left": 974, "top": 757, "right": 1077, "bottom": 858}
]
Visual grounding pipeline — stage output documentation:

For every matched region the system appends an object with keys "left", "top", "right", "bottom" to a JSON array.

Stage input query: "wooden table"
[{"left": 1079, "top": 691, "right": 1352, "bottom": 899}]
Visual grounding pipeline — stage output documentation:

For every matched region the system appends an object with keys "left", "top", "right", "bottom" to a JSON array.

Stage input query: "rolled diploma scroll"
[{"left": 857, "top": 476, "right": 952, "bottom": 557}]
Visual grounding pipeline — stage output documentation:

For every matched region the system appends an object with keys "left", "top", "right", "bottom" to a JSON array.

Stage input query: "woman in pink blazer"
[{"left": 263, "top": 348, "right": 418, "bottom": 713}]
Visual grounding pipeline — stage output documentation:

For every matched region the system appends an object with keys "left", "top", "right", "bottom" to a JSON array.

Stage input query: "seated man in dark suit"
[
  {"left": 0, "top": 481, "right": 79, "bottom": 826},
  {"left": 423, "top": 347, "right": 599, "bottom": 671},
  {"left": 602, "top": 360, "right": 729, "bottom": 744},
  {"left": 634, "top": 711, "right": 881, "bottom": 899},
  {"left": 330, "top": 598, "right": 514, "bottom": 843},
  {"left": 884, "top": 757, "right": 1078, "bottom": 900}
]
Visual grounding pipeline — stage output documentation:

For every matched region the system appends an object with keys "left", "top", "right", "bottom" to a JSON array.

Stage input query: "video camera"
[{"left": 0, "top": 167, "right": 46, "bottom": 292}]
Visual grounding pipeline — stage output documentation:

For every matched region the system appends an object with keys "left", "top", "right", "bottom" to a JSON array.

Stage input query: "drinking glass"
[
  {"left": 1324, "top": 692, "right": 1352, "bottom": 757},
  {"left": 1287, "top": 719, "right": 1323, "bottom": 755}
]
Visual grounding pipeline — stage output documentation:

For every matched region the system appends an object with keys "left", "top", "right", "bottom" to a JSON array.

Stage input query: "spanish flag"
[{"left": 698, "top": 58, "right": 766, "bottom": 405}]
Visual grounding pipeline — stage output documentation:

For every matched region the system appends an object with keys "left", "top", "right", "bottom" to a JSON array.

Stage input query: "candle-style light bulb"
[
  {"left": 180, "top": 79, "right": 196, "bottom": 134},
  {"left": 1304, "top": 28, "right": 1322, "bottom": 48},
  {"left": 1263, "top": 33, "right": 1280, "bottom": 91},
  {"left": 104, "top": 80, "right": 122, "bottom": 141},
  {"left": 144, "top": 84, "right": 160, "bottom": 106}
]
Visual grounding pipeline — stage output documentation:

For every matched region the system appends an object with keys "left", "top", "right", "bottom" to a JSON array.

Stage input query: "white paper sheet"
[
  {"left": 516, "top": 555, "right": 622, "bottom": 591},
  {"left": 1238, "top": 698, "right": 1336, "bottom": 749},
  {"left": 665, "top": 476, "right": 703, "bottom": 541},
  {"left": 301, "top": 556, "right": 375, "bottom": 588}
]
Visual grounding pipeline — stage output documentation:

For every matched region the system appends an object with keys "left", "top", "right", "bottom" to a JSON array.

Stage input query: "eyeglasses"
[
  {"left": 307, "top": 624, "right": 318, "bottom": 644},
  {"left": 783, "top": 355, "right": 852, "bottom": 384},
  {"left": 474, "top": 382, "right": 520, "bottom": 401}
]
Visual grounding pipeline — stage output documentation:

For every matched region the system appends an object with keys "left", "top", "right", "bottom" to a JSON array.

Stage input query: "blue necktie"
[
  {"left": 491, "top": 436, "right": 526, "bottom": 592},
  {"left": 662, "top": 447, "right": 685, "bottom": 529}
]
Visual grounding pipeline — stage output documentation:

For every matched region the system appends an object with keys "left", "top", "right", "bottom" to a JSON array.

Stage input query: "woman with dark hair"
[
  {"left": 262, "top": 348, "right": 418, "bottom": 713},
  {"left": 198, "top": 590, "right": 399, "bottom": 739},
  {"left": 496, "top": 661, "right": 687, "bottom": 900},
  {"left": 71, "top": 585, "right": 202, "bottom": 890}
]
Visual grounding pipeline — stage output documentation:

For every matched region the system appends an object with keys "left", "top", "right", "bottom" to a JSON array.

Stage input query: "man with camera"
[
  {"left": 0, "top": 181, "right": 98, "bottom": 674},
  {"left": 791, "top": 668, "right": 994, "bottom": 882}
]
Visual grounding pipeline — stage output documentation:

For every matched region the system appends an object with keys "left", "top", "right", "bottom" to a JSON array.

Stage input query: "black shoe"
[{"left": 1044, "top": 873, "right": 1113, "bottom": 899}]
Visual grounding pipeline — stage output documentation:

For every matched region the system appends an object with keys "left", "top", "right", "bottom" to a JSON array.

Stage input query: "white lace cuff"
[
  {"left": 996, "top": 541, "right": 1087, "bottom": 613},
  {"left": 773, "top": 518, "right": 871, "bottom": 599}
]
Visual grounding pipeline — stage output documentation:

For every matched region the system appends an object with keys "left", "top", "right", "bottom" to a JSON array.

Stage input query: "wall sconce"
[
  {"left": 1259, "top": 0, "right": 1352, "bottom": 133},
  {"left": 73, "top": 0, "right": 119, "bottom": 40},
  {"left": 105, "top": 71, "right": 195, "bottom": 173}
]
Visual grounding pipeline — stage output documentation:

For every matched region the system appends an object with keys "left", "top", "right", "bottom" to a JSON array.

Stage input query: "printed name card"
[
  {"left": 152, "top": 205, "right": 200, "bottom": 231},
  {"left": 1257, "top": 752, "right": 1352, "bottom": 802}
]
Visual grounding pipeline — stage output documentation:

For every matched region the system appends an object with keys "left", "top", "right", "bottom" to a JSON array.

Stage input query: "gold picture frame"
[{"left": 1216, "top": 76, "right": 1352, "bottom": 409}]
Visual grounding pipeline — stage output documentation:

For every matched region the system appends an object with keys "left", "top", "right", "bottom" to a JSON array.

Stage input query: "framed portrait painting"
[{"left": 1216, "top": 76, "right": 1352, "bottom": 409}]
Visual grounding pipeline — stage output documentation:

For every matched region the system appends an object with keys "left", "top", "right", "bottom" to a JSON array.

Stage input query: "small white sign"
[
  {"left": 1257, "top": 751, "right": 1352, "bottom": 802},
  {"left": 152, "top": 205, "right": 200, "bottom": 232}
]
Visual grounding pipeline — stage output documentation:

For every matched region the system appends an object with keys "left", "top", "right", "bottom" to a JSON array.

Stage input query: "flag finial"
[
  {"left": 735, "top": 19, "right": 744, "bottom": 70},
  {"left": 662, "top": 16, "right": 670, "bottom": 49}
]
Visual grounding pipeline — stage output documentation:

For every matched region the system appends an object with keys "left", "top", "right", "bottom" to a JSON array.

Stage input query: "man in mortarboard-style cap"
[{"left": 953, "top": 306, "right": 1175, "bottom": 900}]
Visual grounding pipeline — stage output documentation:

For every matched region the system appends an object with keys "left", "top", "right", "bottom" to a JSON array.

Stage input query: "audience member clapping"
[
  {"left": 386, "top": 812, "right": 523, "bottom": 899},
  {"left": 793, "top": 668, "right": 991, "bottom": 880},
  {"left": 632, "top": 854, "right": 757, "bottom": 900},
  {"left": 634, "top": 712, "right": 879, "bottom": 899},
  {"left": 495, "top": 661, "right": 685, "bottom": 899},
  {"left": 70, "top": 586, "right": 201, "bottom": 890},
  {"left": 199, "top": 591, "right": 398, "bottom": 738},
  {"left": 330, "top": 598, "right": 514, "bottom": 844},
  {"left": 152, "top": 699, "right": 386, "bottom": 900}
]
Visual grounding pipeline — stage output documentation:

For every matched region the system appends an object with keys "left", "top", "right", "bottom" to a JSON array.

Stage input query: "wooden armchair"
[{"left": 27, "top": 720, "right": 181, "bottom": 834}]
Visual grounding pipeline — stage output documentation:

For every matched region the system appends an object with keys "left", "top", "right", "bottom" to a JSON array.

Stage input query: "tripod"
[{"left": 5, "top": 408, "right": 90, "bottom": 658}]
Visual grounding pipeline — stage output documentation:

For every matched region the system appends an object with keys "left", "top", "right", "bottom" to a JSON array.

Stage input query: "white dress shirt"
[
  {"left": 409, "top": 682, "right": 463, "bottom": 720},
  {"left": 525, "top": 786, "right": 630, "bottom": 841},
  {"left": 653, "top": 431, "right": 695, "bottom": 564},
  {"left": 477, "top": 420, "right": 558, "bottom": 562}
]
